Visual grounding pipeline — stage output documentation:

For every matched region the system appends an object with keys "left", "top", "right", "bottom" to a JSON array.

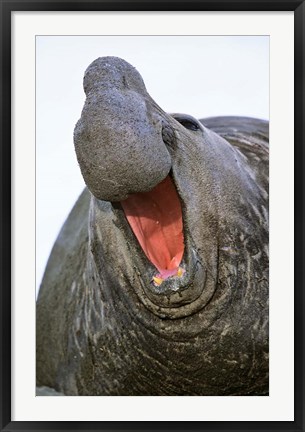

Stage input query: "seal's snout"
[
  {"left": 74, "top": 56, "right": 172, "bottom": 202},
  {"left": 83, "top": 56, "right": 147, "bottom": 95}
]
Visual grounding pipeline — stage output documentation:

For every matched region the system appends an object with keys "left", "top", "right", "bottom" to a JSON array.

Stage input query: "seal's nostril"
[{"left": 122, "top": 75, "right": 129, "bottom": 88}]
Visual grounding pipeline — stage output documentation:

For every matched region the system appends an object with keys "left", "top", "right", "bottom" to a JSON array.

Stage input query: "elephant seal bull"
[{"left": 36, "top": 57, "right": 269, "bottom": 396}]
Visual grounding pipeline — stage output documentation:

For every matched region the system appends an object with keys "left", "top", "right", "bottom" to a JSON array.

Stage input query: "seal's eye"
[
  {"left": 171, "top": 114, "right": 201, "bottom": 131},
  {"left": 177, "top": 119, "right": 200, "bottom": 131}
]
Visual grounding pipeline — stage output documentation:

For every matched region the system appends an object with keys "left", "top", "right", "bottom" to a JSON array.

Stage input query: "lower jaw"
[
  {"left": 111, "top": 176, "right": 216, "bottom": 318},
  {"left": 131, "top": 240, "right": 217, "bottom": 319},
  {"left": 111, "top": 197, "right": 216, "bottom": 318}
]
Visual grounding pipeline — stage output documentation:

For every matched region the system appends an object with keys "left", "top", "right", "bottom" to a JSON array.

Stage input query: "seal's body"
[{"left": 37, "top": 57, "right": 268, "bottom": 395}]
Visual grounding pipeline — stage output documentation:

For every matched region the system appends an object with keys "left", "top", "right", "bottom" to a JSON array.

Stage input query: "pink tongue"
[{"left": 120, "top": 176, "right": 184, "bottom": 276}]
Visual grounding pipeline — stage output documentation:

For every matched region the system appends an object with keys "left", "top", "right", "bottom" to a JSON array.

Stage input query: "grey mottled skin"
[{"left": 36, "top": 57, "right": 268, "bottom": 396}]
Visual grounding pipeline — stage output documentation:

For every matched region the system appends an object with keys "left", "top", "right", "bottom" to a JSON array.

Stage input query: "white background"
[
  {"left": 12, "top": 11, "right": 294, "bottom": 422},
  {"left": 36, "top": 35, "right": 269, "bottom": 291}
]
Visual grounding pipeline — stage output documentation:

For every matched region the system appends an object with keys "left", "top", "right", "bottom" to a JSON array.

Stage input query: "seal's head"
[{"left": 74, "top": 57, "right": 268, "bottom": 324}]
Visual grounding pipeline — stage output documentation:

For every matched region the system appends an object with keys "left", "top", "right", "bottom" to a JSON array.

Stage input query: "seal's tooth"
[
  {"left": 152, "top": 276, "right": 163, "bottom": 286},
  {"left": 177, "top": 267, "right": 185, "bottom": 277}
]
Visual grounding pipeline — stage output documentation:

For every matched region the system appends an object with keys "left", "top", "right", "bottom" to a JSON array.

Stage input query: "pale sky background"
[{"left": 36, "top": 35, "right": 269, "bottom": 293}]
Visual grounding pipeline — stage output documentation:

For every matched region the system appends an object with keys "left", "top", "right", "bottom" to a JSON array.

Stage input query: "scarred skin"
[{"left": 36, "top": 57, "right": 269, "bottom": 395}]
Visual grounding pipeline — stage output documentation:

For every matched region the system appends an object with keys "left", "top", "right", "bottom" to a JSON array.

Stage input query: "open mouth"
[
  {"left": 120, "top": 175, "right": 185, "bottom": 286},
  {"left": 107, "top": 171, "right": 213, "bottom": 318}
]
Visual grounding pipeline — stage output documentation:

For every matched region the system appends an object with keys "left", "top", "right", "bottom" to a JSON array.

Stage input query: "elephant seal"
[{"left": 36, "top": 57, "right": 269, "bottom": 396}]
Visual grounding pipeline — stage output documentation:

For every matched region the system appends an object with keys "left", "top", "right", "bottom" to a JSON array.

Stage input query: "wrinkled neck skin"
[{"left": 70, "top": 57, "right": 268, "bottom": 395}]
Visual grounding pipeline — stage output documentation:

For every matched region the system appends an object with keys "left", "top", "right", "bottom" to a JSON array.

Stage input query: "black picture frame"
[{"left": 1, "top": 1, "right": 304, "bottom": 431}]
